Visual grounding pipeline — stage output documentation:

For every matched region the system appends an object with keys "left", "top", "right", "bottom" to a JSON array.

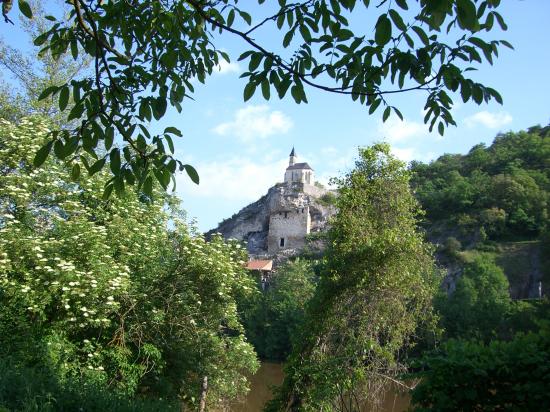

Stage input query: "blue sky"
[{"left": 2, "top": 1, "right": 549, "bottom": 231}]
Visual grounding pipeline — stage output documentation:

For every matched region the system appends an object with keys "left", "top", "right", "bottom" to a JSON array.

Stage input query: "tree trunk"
[{"left": 198, "top": 376, "right": 208, "bottom": 412}]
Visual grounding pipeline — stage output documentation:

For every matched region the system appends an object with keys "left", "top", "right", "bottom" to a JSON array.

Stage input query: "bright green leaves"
[
  {"left": 18, "top": 0, "right": 32, "bottom": 19},
  {"left": 375, "top": 15, "right": 392, "bottom": 46}
]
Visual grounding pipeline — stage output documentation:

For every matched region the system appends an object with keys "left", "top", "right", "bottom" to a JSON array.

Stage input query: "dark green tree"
[
  {"left": 436, "top": 255, "right": 511, "bottom": 341},
  {"left": 267, "top": 144, "right": 439, "bottom": 411},
  {"left": 243, "top": 259, "right": 317, "bottom": 361}
]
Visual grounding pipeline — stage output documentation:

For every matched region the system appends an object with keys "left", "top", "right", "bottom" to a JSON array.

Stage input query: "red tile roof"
[{"left": 246, "top": 260, "right": 273, "bottom": 271}]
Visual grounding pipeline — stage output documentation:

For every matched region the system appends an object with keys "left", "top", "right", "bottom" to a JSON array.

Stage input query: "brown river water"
[{"left": 227, "top": 363, "right": 410, "bottom": 412}]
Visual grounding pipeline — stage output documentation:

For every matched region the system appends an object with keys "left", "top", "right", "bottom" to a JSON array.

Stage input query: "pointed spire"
[{"left": 289, "top": 147, "right": 296, "bottom": 166}]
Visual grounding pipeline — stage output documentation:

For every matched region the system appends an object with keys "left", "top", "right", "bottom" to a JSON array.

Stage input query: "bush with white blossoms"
[{"left": 0, "top": 117, "right": 258, "bottom": 408}]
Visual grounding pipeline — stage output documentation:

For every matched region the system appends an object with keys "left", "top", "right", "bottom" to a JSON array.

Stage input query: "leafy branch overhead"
[{"left": 13, "top": 0, "right": 511, "bottom": 197}]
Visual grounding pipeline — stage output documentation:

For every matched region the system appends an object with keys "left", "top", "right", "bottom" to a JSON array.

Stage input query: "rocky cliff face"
[{"left": 206, "top": 182, "right": 336, "bottom": 257}]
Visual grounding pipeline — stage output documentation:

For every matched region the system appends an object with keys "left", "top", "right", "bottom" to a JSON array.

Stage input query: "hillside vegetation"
[{"left": 410, "top": 124, "right": 550, "bottom": 297}]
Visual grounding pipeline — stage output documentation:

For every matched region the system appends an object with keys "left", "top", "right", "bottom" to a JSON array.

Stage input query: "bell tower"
[{"left": 289, "top": 147, "right": 296, "bottom": 166}]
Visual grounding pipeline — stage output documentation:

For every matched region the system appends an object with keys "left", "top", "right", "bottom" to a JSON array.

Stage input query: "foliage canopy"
[
  {"left": 8, "top": 0, "right": 510, "bottom": 196},
  {"left": 267, "top": 144, "right": 438, "bottom": 411},
  {"left": 0, "top": 116, "right": 258, "bottom": 409}
]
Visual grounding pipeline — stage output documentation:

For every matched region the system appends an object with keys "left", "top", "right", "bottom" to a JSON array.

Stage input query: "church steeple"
[{"left": 289, "top": 147, "right": 296, "bottom": 166}]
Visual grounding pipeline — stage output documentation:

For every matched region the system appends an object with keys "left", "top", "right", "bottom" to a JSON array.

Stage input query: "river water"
[{"left": 229, "top": 363, "right": 410, "bottom": 412}]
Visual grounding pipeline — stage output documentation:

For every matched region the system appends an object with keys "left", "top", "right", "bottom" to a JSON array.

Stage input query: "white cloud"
[
  {"left": 215, "top": 60, "right": 240, "bottom": 75},
  {"left": 212, "top": 105, "right": 293, "bottom": 142},
  {"left": 465, "top": 111, "right": 512, "bottom": 129},
  {"left": 392, "top": 147, "right": 417, "bottom": 162},
  {"left": 391, "top": 147, "right": 437, "bottom": 163},
  {"left": 177, "top": 157, "right": 288, "bottom": 201},
  {"left": 377, "top": 118, "right": 429, "bottom": 143}
]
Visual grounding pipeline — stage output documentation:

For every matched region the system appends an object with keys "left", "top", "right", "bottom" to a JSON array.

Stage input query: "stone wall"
[
  {"left": 207, "top": 182, "right": 336, "bottom": 258},
  {"left": 267, "top": 206, "right": 311, "bottom": 254}
]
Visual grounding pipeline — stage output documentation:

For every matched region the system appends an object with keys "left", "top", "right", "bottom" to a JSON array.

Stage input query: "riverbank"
[{"left": 229, "top": 363, "right": 410, "bottom": 412}]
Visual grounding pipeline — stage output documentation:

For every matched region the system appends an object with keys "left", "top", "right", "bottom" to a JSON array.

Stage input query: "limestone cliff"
[{"left": 206, "top": 182, "right": 336, "bottom": 257}]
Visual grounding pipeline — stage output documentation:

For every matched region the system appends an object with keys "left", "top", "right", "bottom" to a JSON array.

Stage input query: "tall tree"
[
  {"left": 8, "top": 0, "right": 510, "bottom": 196},
  {"left": 0, "top": 0, "right": 90, "bottom": 124},
  {"left": 267, "top": 144, "right": 439, "bottom": 411},
  {"left": 435, "top": 256, "right": 511, "bottom": 341}
]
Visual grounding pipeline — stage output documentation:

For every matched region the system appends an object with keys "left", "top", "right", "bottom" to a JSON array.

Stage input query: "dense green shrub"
[
  {"left": 0, "top": 118, "right": 258, "bottom": 409},
  {"left": 242, "top": 259, "right": 316, "bottom": 361},
  {"left": 441, "top": 236, "right": 462, "bottom": 259},
  {"left": 411, "top": 325, "right": 550, "bottom": 412},
  {"left": 0, "top": 360, "right": 178, "bottom": 412},
  {"left": 435, "top": 256, "right": 511, "bottom": 341}
]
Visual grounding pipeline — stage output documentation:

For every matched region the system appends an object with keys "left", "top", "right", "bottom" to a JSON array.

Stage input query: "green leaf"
[
  {"left": 139, "top": 99, "right": 152, "bottom": 121},
  {"left": 239, "top": 10, "right": 252, "bottom": 25},
  {"left": 375, "top": 15, "right": 392, "bottom": 47},
  {"left": 249, "top": 54, "right": 262, "bottom": 71},
  {"left": 456, "top": 0, "right": 478, "bottom": 31},
  {"left": 164, "top": 126, "right": 182, "bottom": 137},
  {"left": 382, "top": 106, "right": 391, "bottom": 122},
  {"left": 89, "top": 158, "right": 106, "bottom": 175},
  {"left": 38, "top": 86, "right": 58, "bottom": 101},
  {"left": 33, "top": 141, "right": 53, "bottom": 167},
  {"left": 70, "top": 163, "right": 81, "bottom": 181},
  {"left": 291, "top": 85, "right": 302, "bottom": 104},
  {"left": 243, "top": 82, "right": 256, "bottom": 102},
  {"left": 183, "top": 164, "right": 199, "bottom": 185},
  {"left": 153, "top": 97, "right": 167, "bottom": 120},
  {"left": 143, "top": 175, "right": 153, "bottom": 197},
  {"left": 109, "top": 149, "right": 121, "bottom": 174},
  {"left": 18, "top": 0, "right": 33, "bottom": 19},
  {"left": 102, "top": 183, "right": 114, "bottom": 200},
  {"left": 227, "top": 9, "right": 235, "bottom": 26},
  {"left": 154, "top": 168, "right": 170, "bottom": 190},
  {"left": 58, "top": 86, "right": 70, "bottom": 111},
  {"left": 165, "top": 135, "right": 175, "bottom": 154},
  {"left": 438, "top": 121, "right": 444, "bottom": 136},
  {"left": 395, "top": 0, "right": 408, "bottom": 10},
  {"left": 389, "top": 9, "right": 407, "bottom": 31},
  {"left": 34, "top": 32, "right": 49, "bottom": 46},
  {"left": 261, "top": 79, "right": 270, "bottom": 100},
  {"left": 411, "top": 26, "right": 429, "bottom": 46},
  {"left": 105, "top": 127, "right": 114, "bottom": 150},
  {"left": 368, "top": 98, "right": 382, "bottom": 114}
]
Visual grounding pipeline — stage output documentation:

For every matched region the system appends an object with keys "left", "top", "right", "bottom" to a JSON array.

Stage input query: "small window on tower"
[
  {"left": 284, "top": 212, "right": 288, "bottom": 218},
  {"left": 280, "top": 238, "right": 285, "bottom": 247},
  {"left": 302, "top": 208, "right": 305, "bottom": 213}
]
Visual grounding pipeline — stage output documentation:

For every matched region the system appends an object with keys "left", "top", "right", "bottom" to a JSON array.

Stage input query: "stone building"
[
  {"left": 284, "top": 147, "right": 314, "bottom": 185},
  {"left": 267, "top": 148, "right": 315, "bottom": 254},
  {"left": 267, "top": 205, "right": 311, "bottom": 254},
  {"left": 207, "top": 148, "right": 336, "bottom": 258}
]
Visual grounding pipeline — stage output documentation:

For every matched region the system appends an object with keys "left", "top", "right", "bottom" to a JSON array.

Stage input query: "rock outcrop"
[{"left": 207, "top": 182, "right": 336, "bottom": 258}]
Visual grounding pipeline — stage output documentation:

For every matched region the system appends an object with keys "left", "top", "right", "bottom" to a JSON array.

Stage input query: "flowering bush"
[{"left": 0, "top": 117, "right": 258, "bottom": 408}]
